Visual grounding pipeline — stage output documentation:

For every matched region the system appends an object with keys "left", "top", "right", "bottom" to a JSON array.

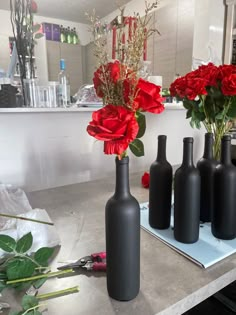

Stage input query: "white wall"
[{"left": 0, "top": 9, "right": 90, "bottom": 46}]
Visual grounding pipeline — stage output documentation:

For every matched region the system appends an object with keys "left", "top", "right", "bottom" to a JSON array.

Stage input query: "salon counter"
[
  {"left": 3, "top": 172, "right": 236, "bottom": 315},
  {"left": 0, "top": 103, "right": 204, "bottom": 192}
]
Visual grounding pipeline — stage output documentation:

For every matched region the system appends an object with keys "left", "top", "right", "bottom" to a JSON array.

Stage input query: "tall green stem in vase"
[{"left": 203, "top": 97, "right": 232, "bottom": 161}]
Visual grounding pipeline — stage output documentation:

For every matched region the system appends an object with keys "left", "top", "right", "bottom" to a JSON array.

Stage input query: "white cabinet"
[{"left": 224, "top": 0, "right": 236, "bottom": 64}]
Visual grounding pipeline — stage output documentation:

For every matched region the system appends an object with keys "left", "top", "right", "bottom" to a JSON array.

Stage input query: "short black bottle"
[
  {"left": 197, "top": 133, "right": 217, "bottom": 222},
  {"left": 149, "top": 135, "right": 172, "bottom": 229},
  {"left": 174, "top": 137, "right": 200, "bottom": 244},
  {"left": 212, "top": 135, "right": 236, "bottom": 240}
]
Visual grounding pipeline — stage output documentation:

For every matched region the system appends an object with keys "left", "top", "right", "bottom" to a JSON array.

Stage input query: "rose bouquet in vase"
[
  {"left": 86, "top": 1, "right": 165, "bottom": 301},
  {"left": 170, "top": 63, "right": 236, "bottom": 160}
]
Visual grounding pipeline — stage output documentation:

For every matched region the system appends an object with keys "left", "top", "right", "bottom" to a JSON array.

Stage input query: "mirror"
[{"left": 0, "top": 0, "right": 196, "bottom": 97}]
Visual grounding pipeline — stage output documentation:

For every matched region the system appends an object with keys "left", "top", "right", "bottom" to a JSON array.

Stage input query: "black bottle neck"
[
  {"left": 182, "top": 138, "right": 193, "bottom": 167},
  {"left": 203, "top": 133, "right": 213, "bottom": 159},
  {"left": 221, "top": 136, "right": 232, "bottom": 165},
  {"left": 157, "top": 135, "right": 167, "bottom": 161},
  {"left": 114, "top": 157, "right": 130, "bottom": 197}
]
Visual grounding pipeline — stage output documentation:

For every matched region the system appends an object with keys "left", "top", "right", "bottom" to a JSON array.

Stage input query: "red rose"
[
  {"left": 87, "top": 104, "right": 139, "bottom": 155},
  {"left": 195, "top": 63, "right": 219, "bottom": 86},
  {"left": 134, "top": 78, "right": 165, "bottom": 114},
  {"left": 217, "top": 64, "right": 236, "bottom": 81},
  {"left": 221, "top": 74, "right": 236, "bottom": 96},
  {"left": 93, "top": 61, "right": 125, "bottom": 98},
  {"left": 141, "top": 172, "right": 150, "bottom": 188},
  {"left": 170, "top": 75, "right": 207, "bottom": 100}
]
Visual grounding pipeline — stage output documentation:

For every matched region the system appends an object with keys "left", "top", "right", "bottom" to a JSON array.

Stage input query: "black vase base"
[
  {"left": 174, "top": 236, "right": 199, "bottom": 244},
  {"left": 212, "top": 233, "right": 235, "bottom": 241},
  {"left": 107, "top": 289, "right": 139, "bottom": 301},
  {"left": 149, "top": 222, "right": 170, "bottom": 230}
]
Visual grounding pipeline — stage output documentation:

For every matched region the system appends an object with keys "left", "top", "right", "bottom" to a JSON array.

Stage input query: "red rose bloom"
[
  {"left": 196, "top": 63, "right": 219, "bottom": 86},
  {"left": 134, "top": 78, "right": 165, "bottom": 114},
  {"left": 141, "top": 172, "right": 150, "bottom": 188},
  {"left": 221, "top": 74, "right": 236, "bottom": 96},
  {"left": 217, "top": 64, "right": 236, "bottom": 81},
  {"left": 93, "top": 61, "right": 125, "bottom": 98},
  {"left": 87, "top": 104, "right": 139, "bottom": 155},
  {"left": 170, "top": 75, "right": 207, "bottom": 100}
]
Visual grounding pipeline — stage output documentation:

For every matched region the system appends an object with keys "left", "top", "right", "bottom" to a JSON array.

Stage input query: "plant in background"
[
  {"left": 10, "top": 0, "right": 43, "bottom": 103},
  {"left": 170, "top": 63, "right": 236, "bottom": 160},
  {"left": 86, "top": 1, "right": 165, "bottom": 159}
]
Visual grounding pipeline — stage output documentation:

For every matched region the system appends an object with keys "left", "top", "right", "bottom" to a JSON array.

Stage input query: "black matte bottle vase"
[
  {"left": 149, "top": 135, "right": 172, "bottom": 229},
  {"left": 105, "top": 157, "right": 140, "bottom": 301},
  {"left": 174, "top": 137, "right": 200, "bottom": 244},
  {"left": 212, "top": 135, "right": 236, "bottom": 240},
  {"left": 197, "top": 133, "right": 217, "bottom": 222}
]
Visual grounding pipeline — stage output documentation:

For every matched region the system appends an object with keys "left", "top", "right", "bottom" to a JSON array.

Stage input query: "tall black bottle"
[
  {"left": 174, "top": 137, "right": 200, "bottom": 243},
  {"left": 105, "top": 157, "right": 140, "bottom": 301},
  {"left": 149, "top": 135, "right": 172, "bottom": 229},
  {"left": 212, "top": 135, "right": 236, "bottom": 240},
  {"left": 197, "top": 133, "right": 217, "bottom": 222}
]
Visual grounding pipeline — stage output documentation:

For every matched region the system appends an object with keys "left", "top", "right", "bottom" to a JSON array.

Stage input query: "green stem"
[
  {"left": 6, "top": 269, "right": 74, "bottom": 285},
  {"left": 37, "top": 286, "right": 79, "bottom": 300},
  {"left": 0, "top": 213, "right": 54, "bottom": 226},
  {"left": 21, "top": 303, "right": 47, "bottom": 315}
]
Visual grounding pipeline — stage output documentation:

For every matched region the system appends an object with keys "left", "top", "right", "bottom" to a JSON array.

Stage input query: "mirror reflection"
[{"left": 0, "top": 0, "right": 225, "bottom": 107}]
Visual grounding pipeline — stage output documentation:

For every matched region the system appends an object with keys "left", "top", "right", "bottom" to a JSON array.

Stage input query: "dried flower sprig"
[{"left": 86, "top": 1, "right": 160, "bottom": 108}]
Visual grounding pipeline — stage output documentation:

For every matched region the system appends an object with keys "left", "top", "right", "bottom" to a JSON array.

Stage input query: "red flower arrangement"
[
  {"left": 170, "top": 63, "right": 236, "bottom": 160},
  {"left": 87, "top": 3, "right": 165, "bottom": 159}
]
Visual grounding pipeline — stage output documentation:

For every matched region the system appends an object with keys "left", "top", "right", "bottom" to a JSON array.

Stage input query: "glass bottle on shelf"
[
  {"left": 67, "top": 27, "right": 72, "bottom": 44},
  {"left": 58, "top": 59, "right": 70, "bottom": 107},
  {"left": 60, "top": 25, "right": 65, "bottom": 43}
]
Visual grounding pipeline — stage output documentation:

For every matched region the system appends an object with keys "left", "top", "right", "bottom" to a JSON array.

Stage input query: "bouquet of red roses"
[
  {"left": 170, "top": 63, "right": 236, "bottom": 160},
  {"left": 87, "top": 2, "right": 165, "bottom": 159}
]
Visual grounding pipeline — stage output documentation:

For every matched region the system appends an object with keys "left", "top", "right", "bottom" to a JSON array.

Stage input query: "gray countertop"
[{"left": 3, "top": 172, "right": 236, "bottom": 315}]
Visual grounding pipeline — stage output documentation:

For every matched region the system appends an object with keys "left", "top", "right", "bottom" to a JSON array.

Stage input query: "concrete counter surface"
[{"left": 4, "top": 172, "right": 236, "bottom": 315}]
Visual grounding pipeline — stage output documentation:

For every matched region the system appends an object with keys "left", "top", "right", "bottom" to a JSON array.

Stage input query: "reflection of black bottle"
[
  {"left": 174, "top": 137, "right": 200, "bottom": 244},
  {"left": 149, "top": 135, "right": 172, "bottom": 229},
  {"left": 212, "top": 135, "right": 236, "bottom": 240},
  {"left": 197, "top": 133, "right": 217, "bottom": 222}
]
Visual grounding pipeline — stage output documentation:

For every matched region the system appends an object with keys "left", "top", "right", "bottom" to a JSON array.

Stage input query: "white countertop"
[{"left": 0, "top": 103, "right": 184, "bottom": 113}]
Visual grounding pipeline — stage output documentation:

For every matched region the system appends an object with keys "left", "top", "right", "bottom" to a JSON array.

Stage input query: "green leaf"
[
  {"left": 27, "top": 311, "right": 41, "bottom": 315},
  {"left": 0, "top": 272, "right": 7, "bottom": 279},
  {"left": 186, "top": 109, "right": 192, "bottom": 119},
  {"left": 0, "top": 280, "right": 7, "bottom": 292},
  {"left": 34, "top": 33, "right": 44, "bottom": 39},
  {"left": 33, "top": 24, "right": 41, "bottom": 33},
  {"left": 16, "top": 232, "right": 33, "bottom": 254},
  {"left": 129, "top": 139, "right": 144, "bottom": 157},
  {"left": 136, "top": 112, "right": 146, "bottom": 138},
  {"left": 0, "top": 235, "right": 16, "bottom": 252},
  {"left": 34, "top": 247, "right": 55, "bottom": 266},
  {"left": 33, "top": 277, "right": 47, "bottom": 289},
  {"left": 6, "top": 258, "right": 36, "bottom": 280},
  {"left": 21, "top": 295, "right": 38, "bottom": 310},
  {"left": 227, "top": 103, "right": 236, "bottom": 118},
  {"left": 9, "top": 312, "right": 22, "bottom": 315}
]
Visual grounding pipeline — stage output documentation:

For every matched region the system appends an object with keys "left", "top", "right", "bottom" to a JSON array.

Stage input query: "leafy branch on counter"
[
  {"left": 10, "top": 286, "right": 80, "bottom": 315},
  {"left": 0, "top": 232, "right": 57, "bottom": 292}
]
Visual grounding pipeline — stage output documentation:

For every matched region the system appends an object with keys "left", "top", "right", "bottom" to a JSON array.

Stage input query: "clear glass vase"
[{"left": 23, "top": 78, "right": 39, "bottom": 107}]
